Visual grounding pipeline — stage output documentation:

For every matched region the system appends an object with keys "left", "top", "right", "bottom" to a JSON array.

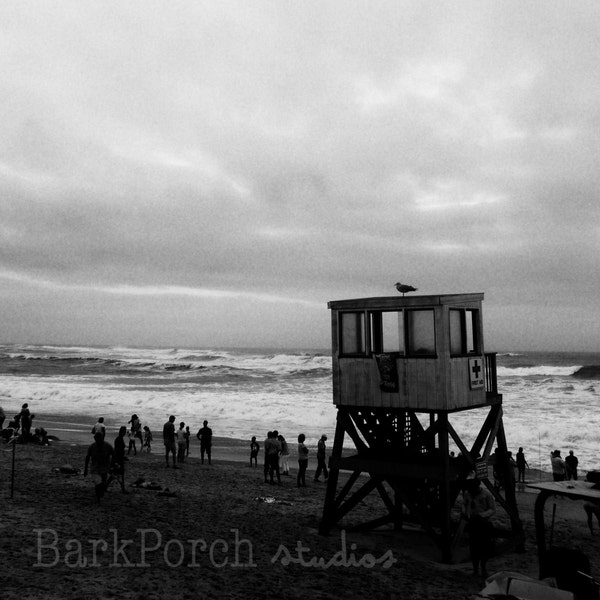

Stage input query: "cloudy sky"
[{"left": 1, "top": 1, "right": 599, "bottom": 351}]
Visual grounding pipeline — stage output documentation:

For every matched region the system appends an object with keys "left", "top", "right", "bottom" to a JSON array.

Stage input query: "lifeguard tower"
[{"left": 319, "top": 293, "right": 522, "bottom": 562}]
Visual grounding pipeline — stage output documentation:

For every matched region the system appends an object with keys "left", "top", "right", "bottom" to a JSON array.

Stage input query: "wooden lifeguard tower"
[{"left": 319, "top": 293, "right": 522, "bottom": 562}]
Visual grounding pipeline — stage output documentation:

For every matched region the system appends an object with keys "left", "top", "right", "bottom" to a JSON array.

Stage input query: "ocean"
[{"left": 0, "top": 345, "right": 599, "bottom": 474}]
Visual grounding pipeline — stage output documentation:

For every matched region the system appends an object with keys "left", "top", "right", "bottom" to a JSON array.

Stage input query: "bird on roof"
[{"left": 395, "top": 282, "right": 418, "bottom": 296}]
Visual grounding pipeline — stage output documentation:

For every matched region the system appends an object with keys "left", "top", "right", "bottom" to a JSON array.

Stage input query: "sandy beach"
[{"left": 1, "top": 424, "right": 600, "bottom": 600}]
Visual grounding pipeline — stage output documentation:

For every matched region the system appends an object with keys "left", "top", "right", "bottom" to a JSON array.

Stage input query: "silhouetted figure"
[
  {"left": 107, "top": 426, "right": 128, "bottom": 493},
  {"left": 84, "top": 432, "right": 114, "bottom": 501},
  {"left": 177, "top": 422, "right": 187, "bottom": 463},
  {"left": 163, "top": 415, "right": 177, "bottom": 468},
  {"left": 297, "top": 433, "right": 308, "bottom": 487},
  {"left": 314, "top": 434, "right": 329, "bottom": 482},
  {"left": 264, "top": 430, "right": 281, "bottom": 485},
  {"left": 516, "top": 447, "right": 529, "bottom": 483},
  {"left": 142, "top": 426, "right": 152, "bottom": 453},
  {"left": 20, "top": 403, "right": 32, "bottom": 441},
  {"left": 462, "top": 477, "right": 496, "bottom": 578},
  {"left": 565, "top": 450, "right": 579, "bottom": 480},
  {"left": 196, "top": 420, "right": 213, "bottom": 465},
  {"left": 250, "top": 436, "right": 260, "bottom": 467}
]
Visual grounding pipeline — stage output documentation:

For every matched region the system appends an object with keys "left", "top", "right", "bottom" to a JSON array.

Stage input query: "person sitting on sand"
[
  {"left": 84, "top": 432, "right": 114, "bottom": 501},
  {"left": 297, "top": 433, "right": 309, "bottom": 488},
  {"left": 462, "top": 476, "right": 496, "bottom": 578},
  {"left": 250, "top": 436, "right": 260, "bottom": 468},
  {"left": 551, "top": 450, "right": 566, "bottom": 481},
  {"left": 176, "top": 422, "right": 187, "bottom": 463},
  {"left": 107, "top": 426, "right": 128, "bottom": 494},
  {"left": 143, "top": 425, "right": 152, "bottom": 453},
  {"left": 196, "top": 420, "right": 213, "bottom": 465},
  {"left": 163, "top": 415, "right": 177, "bottom": 468}
]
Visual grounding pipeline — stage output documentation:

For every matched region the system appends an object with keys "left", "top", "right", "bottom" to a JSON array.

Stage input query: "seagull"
[{"left": 395, "top": 282, "right": 418, "bottom": 296}]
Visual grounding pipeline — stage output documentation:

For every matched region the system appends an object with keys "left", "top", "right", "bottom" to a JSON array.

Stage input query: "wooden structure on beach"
[{"left": 319, "top": 292, "right": 523, "bottom": 562}]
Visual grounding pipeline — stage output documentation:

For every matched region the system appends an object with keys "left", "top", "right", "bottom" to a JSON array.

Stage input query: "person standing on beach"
[
  {"left": 107, "top": 426, "right": 128, "bottom": 494},
  {"left": 176, "top": 422, "right": 187, "bottom": 463},
  {"left": 264, "top": 430, "right": 281, "bottom": 484},
  {"left": 278, "top": 434, "right": 290, "bottom": 476},
  {"left": 127, "top": 428, "right": 137, "bottom": 455},
  {"left": 185, "top": 426, "right": 191, "bottom": 457},
  {"left": 565, "top": 450, "right": 579, "bottom": 480},
  {"left": 0, "top": 406, "right": 5, "bottom": 430},
  {"left": 551, "top": 450, "right": 566, "bottom": 481},
  {"left": 92, "top": 417, "right": 106, "bottom": 439},
  {"left": 196, "top": 420, "right": 213, "bottom": 465},
  {"left": 263, "top": 431, "right": 272, "bottom": 481},
  {"left": 250, "top": 436, "right": 260, "bottom": 467},
  {"left": 143, "top": 425, "right": 152, "bottom": 452},
  {"left": 128, "top": 414, "right": 142, "bottom": 450},
  {"left": 462, "top": 477, "right": 496, "bottom": 578},
  {"left": 20, "top": 403, "right": 32, "bottom": 441},
  {"left": 163, "top": 415, "right": 177, "bottom": 468},
  {"left": 297, "top": 433, "right": 309, "bottom": 487},
  {"left": 516, "top": 447, "right": 529, "bottom": 483},
  {"left": 84, "top": 432, "right": 114, "bottom": 501},
  {"left": 314, "top": 434, "right": 329, "bottom": 482}
]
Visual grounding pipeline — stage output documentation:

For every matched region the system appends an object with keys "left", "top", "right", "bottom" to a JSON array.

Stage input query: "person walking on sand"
[
  {"left": 196, "top": 420, "right": 213, "bottom": 465},
  {"left": 565, "top": 450, "right": 579, "bottom": 480},
  {"left": 250, "top": 436, "right": 260, "bottom": 468},
  {"left": 462, "top": 476, "right": 496, "bottom": 578},
  {"left": 84, "top": 432, "right": 114, "bottom": 501},
  {"left": 107, "top": 426, "right": 128, "bottom": 494},
  {"left": 314, "top": 434, "right": 329, "bottom": 482},
  {"left": 163, "top": 415, "right": 177, "bottom": 468},
  {"left": 516, "top": 447, "right": 529, "bottom": 483},
  {"left": 297, "top": 433, "right": 309, "bottom": 487},
  {"left": 0, "top": 406, "right": 6, "bottom": 430},
  {"left": 176, "top": 422, "right": 187, "bottom": 464},
  {"left": 551, "top": 450, "right": 566, "bottom": 481},
  {"left": 142, "top": 425, "right": 153, "bottom": 453}
]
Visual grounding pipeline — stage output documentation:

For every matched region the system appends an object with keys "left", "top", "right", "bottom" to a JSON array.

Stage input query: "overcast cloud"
[{"left": 1, "top": 1, "right": 599, "bottom": 350}]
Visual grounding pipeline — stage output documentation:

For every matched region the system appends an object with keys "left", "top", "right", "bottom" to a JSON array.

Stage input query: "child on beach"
[
  {"left": 142, "top": 426, "right": 152, "bottom": 452},
  {"left": 250, "top": 436, "right": 260, "bottom": 467}
]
